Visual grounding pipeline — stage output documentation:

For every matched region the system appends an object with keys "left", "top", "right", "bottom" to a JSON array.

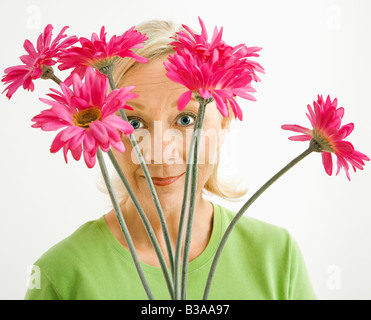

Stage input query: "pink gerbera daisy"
[
  {"left": 170, "top": 17, "right": 226, "bottom": 60},
  {"left": 58, "top": 26, "right": 148, "bottom": 82},
  {"left": 282, "top": 95, "right": 369, "bottom": 180},
  {"left": 164, "top": 17, "right": 264, "bottom": 120},
  {"left": 31, "top": 67, "right": 136, "bottom": 168},
  {"left": 2, "top": 24, "right": 77, "bottom": 99}
]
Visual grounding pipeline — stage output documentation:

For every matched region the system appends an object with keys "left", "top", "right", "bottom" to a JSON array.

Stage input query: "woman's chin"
[{"left": 155, "top": 192, "right": 184, "bottom": 212}]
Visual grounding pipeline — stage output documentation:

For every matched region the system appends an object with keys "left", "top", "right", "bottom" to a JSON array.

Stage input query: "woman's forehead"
[{"left": 121, "top": 57, "right": 185, "bottom": 92}]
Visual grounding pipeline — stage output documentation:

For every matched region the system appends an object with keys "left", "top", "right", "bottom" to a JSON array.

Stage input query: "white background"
[{"left": 0, "top": 0, "right": 370, "bottom": 300}]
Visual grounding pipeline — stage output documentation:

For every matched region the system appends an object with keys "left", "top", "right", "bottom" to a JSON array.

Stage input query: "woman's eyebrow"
[
  {"left": 184, "top": 97, "right": 200, "bottom": 110},
  {"left": 127, "top": 101, "right": 145, "bottom": 110},
  {"left": 173, "top": 96, "right": 199, "bottom": 108}
]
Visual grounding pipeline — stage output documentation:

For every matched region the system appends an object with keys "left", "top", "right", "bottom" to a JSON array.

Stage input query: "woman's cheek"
[
  {"left": 181, "top": 126, "right": 220, "bottom": 166},
  {"left": 183, "top": 129, "right": 194, "bottom": 164},
  {"left": 200, "top": 127, "right": 220, "bottom": 166}
]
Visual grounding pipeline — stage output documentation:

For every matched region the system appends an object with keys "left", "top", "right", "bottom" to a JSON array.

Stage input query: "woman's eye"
[
  {"left": 129, "top": 118, "right": 144, "bottom": 130},
  {"left": 177, "top": 114, "right": 196, "bottom": 126}
]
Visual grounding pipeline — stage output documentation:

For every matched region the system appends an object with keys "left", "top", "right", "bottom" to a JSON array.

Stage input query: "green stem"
[
  {"left": 107, "top": 71, "right": 116, "bottom": 92},
  {"left": 173, "top": 122, "right": 197, "bottom": 299},
  {"left": 202, "top": 146, "right": 314, "bottom": 300},
  {"left": 107, "top": 150, "right": 175, "bottom": 299},
  {"left": 96, "top": 148, "right": 154, "bottom": 300},
  {"left": 180, "top": 97, "right": 208, "bottom": 300},
  {"left": 102, "top": 68, "right": 175, "bottom": 280}
]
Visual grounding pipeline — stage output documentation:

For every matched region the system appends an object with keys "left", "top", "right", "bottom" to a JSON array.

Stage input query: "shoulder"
[
  {"left": 213, "top": 202, "right": 292, "bottom": 251},
  {"left": 36, "top": 217, "right": 105, "bottom": 268},
  {"left": 26, "top": 217, "right": 107, "bottom": 298},
  {"left": 25, "top": 217, "right": 104, "bottom": 300},
  {"left": 210, "top": 202, "right": 316, "bottom": 299}
]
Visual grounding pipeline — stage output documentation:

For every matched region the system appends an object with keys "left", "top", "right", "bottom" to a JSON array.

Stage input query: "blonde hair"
[{"left": 110, "top": 19, "right": 247, "bottom": 201}]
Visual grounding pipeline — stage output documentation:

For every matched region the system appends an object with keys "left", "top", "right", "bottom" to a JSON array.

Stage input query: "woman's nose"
[
  {"left": 140, "top": 122, "right": 184, "bottom": 165},
  {"left": 162, "top": 128, "right": 184, "bottom": 164}
]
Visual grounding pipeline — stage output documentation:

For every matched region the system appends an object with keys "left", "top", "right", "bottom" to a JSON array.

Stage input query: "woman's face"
[{"left": 113, "top": 55, "right": 225, "bottom": 213}]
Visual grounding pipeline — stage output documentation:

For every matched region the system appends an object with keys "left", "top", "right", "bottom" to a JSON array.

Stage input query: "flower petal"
[
  {"left": 83, "top": 130, "right": 96, "bottom": 153},
  {"left": 281, "top": 124, "right": 312, "bottom": 135},
  {"left": 228, "top": 97, "right": 243, "bottom": 121},
  {"left": 104, "top": 114, "right": 134, "bottom": 136},
  {"left": 212, "top": 92, "right": 229, "bottom": 117},
  {"left": 199, "top": 89, "right": 212, "bottom": 99},
  {"left": 89, "top": 120, "right": 109, "bottom": 145},
  {"left": 177, "top": 91, "right": 193, "bottom": 110},
  {"left": 50, "top": 130, "right": 66, "bottom": 153},
  {"left": 288, "top": 135, "right": 312, "bottom": 142},
  {"left": 111, "top": 140, "right": 126, "bottom": 153},
  {"left": 322, "top": 151, "right": 333, "bottom": 176},
  {"left": 83, "top": 149, "right": 96, "bottom": 168}
]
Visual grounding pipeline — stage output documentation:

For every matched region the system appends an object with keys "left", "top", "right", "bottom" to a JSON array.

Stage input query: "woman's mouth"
[{"left": 150, "top": 173, "right": 185, "bottom": 186}]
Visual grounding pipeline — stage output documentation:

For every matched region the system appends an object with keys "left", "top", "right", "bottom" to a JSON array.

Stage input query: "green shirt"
[{"left": 25, "top": 202, "right": 316, "bottom": 300}]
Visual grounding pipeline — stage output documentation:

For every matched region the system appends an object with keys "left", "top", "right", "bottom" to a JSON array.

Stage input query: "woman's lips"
[{"left": 150, "top": 173, "right": 185, "bottom": 186}]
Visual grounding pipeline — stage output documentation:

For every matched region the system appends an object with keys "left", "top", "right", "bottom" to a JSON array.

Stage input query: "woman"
[{"left": 25, "top": 20, "right": 316, "bottom": 300}]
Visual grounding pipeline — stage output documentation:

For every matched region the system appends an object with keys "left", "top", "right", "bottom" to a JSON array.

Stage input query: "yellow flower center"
[{"left": 73, "top": 108, "right": 102, "bottom": 128}]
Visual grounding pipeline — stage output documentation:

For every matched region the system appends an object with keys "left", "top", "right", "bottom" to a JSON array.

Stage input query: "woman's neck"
[{"left": 104, "top": 195, "right": 214, "bottom": 267}]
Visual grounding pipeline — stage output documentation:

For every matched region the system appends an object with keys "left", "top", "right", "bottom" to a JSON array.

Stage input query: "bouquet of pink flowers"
[{"left": 3, "top": 18, "right": 369, "bottom": 300}]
